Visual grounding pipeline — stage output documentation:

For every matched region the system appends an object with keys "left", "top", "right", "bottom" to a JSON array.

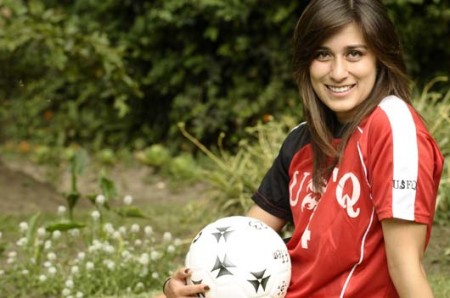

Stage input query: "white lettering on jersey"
[
  {"left": 289, "top": 171, "right": 310, "bottom": 207},
  {"left": 335, "top": 172, "right": 361, "bottom": 218},
  {"left": 301, "top": 227, "right": 311, "bottom": 249},
  {"left": 301, "top": 179, "right": 318, "bottom": 212}
]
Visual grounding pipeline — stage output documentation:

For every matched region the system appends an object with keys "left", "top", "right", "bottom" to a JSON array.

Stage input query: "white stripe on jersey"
[{"left": 379, "top": 96, "right": 418, "bottom": 221}]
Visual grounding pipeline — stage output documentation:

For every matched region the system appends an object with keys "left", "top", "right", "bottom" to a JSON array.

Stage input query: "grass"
[
  {"left": 0, "top": 193, "right": 219, "bottom": 298},
  {"left": 1, "top": 197, "right": 449, "bottom": 297}
]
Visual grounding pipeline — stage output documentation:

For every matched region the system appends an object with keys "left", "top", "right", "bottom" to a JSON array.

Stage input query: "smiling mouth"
[{"left": 326, "top": 84, "right": 356, "bottom": 93}]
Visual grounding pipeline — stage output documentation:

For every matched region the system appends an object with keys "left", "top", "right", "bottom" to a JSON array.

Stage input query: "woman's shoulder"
[
  {"left": 365, "top": 95, "right": 424, "bottom": 131},
  {"left": 285, "top": 121, "right": 310, "bottom": 145},
  {"left": 278, "top": 121, "right": 311, "bottom": 157}
]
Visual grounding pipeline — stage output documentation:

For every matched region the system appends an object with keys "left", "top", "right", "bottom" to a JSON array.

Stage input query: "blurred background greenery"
[{"left": 0, "top": 0, "right": 448, "bottom": 151}]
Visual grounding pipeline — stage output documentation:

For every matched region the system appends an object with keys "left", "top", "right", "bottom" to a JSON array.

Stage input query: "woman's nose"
[{"left": 330, "top": 58, "right": 348, "bottom": 81}]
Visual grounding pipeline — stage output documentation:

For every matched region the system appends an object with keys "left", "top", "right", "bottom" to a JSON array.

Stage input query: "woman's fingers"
[{"left": 166, "top": 267, "right": 210, "bottom": 297}]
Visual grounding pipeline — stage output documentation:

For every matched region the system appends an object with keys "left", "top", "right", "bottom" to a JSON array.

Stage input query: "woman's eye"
[
  {"left": 315, "top": 51, "right": 331, "bottom": 61},
  {"left": 347, "top": 50, "right": 363, "bottom": 60}
]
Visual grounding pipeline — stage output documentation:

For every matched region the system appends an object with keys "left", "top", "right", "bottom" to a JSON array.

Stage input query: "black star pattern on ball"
[
  {"left": 211, "top": 254, "right": 236, "bottom": 278},
  {"left": 211, "top": 226, "right": 234, "bottom": 242},
  {"left": 248, "top": 269, "right": 270, "bottom": 293}
]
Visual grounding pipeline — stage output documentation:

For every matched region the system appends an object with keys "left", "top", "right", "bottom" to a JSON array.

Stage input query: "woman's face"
[{"left": 309, "top": 22, "right": 377, "bottom": 123}]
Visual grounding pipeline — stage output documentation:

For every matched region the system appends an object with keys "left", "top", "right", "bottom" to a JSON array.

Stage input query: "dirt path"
[{"left": 0, "top": 158, "right": 207, "bottom": 214}]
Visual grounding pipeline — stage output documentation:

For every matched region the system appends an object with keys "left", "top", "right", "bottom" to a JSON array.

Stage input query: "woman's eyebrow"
[{"left": 318, "top": 44, "right": 368, "bottom": 50}]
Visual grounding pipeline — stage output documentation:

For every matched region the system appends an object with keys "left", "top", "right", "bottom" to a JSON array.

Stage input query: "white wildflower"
[
  {"left": 22, "top": 269, "right": 29, "bottom": 275},
  {"left": 65, "top": 279, "right": 74, "bottom": 288},
  {"left": 95, "top": 194, "right": 105, "bottom": 205},
  {"left": 134, "top": 239, "right": 142, "bottom": 246},
  {"left": 62, "top": 288, "right": 71, "bottom": 296},
  {"left": 167, "top": 244, "right": 176, "bottom": 254},
  {"left": 118, "top": 226, "right": 127, "bottom": 235},
  {"left": 47, "top": 252, "right": 56, "bottom": 261},
  {"left": 44, "top": 261, "right": 52, "bottom": 268},
  {"left": 0, "top": 231, "right": 2, "bottom": 239},
  {"left": 103, "top": 223, "right": 114, "bottom": 234},
  {"left": 162, "top": 232, "right": 172, "bottom": 242},
  {"left": 135, "top": 282, "right": 144, "bottom": 291},
  {"left": 104, "top": 259, "right": 115, "bottom": 270},
  {"left": 71, "top": 265, "right": 79, "bottom": 275},
  {"left": 44, "top": 240, "right": 52, "bottom": 250},
  {"left": 75, "top": 292, "right": 84, "bottom": 298},
  {"left": 130, "top": 224, "right": 140, "bottom": 233},
  {"left": 139, "top": 267, "right": 148, "bottom": 277},
  {"left": 102, "top": 243, "right": 115, "bottom": 254},
  {"left": 88, "top": 240, "right": 102, "bottom": 253},
  {"left": 19, "top": 222, "right": 28, "bottom": 233},
  {"left": 76, "top": 252, "right": 85, "bottom": 261},
  {"left": 37, "top": 227, "right": 47, "bottom": 238},
  {"left": 91, "top": 210, "right": 101, "bottom": 221},
  {"left": 152, "top": 272, "right": 159, "bottom": 279},
  {"left": 123, "top": 195, "right": 133, "bottom": 205},
  {"left": 112, "top": 231, "right": 121, "bottom": 240},
  {"left": 144, "top": 225, "right": 153, "bottom": 237},
  {"left": 150, "top": 251, "right": 161, "bottom": 261},
  {"left": 0, "top": 270, "right": 4, "bottom": 276},
  {"left": 69, "top": 228, "right": 80, "bottom": 237},
  {"left": 8, "top": 251, "right": 17, "bottom": 258},
  {"left": 121, "top": 250, "right": 131, "bottom": 260},
  {"left": 86, "top": 262, "right": 94, "bottom": 271},
  {"left": 16, "top": 237, "right": 28, "bottom": 246},
  {"left": 57, "top": 205, "right": 66, "bottom": 215},
  {"left": 48, "top": 266, "right": 57, "bottom": 275},
  {"left": 138, "top": 253, "right": 149, "bottom": 266},
  {"left": 52, "top": 230, "right": 62, "bottom": 240},
  {"left": 174, "top": 238, "right": 182, "bottom": 246},
  {"left": 38, "top": 274, "right": 47, "bottom": 282}
]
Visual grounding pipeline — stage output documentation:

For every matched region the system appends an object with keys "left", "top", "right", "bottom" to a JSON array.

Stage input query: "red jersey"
[{"left": 252, "top": 96, "right": 444, "bottom": 297}]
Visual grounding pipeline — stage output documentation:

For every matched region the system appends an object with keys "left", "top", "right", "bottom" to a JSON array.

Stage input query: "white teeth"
[{"left": 328, "top": 85, "right": 353, "bottom": 93}]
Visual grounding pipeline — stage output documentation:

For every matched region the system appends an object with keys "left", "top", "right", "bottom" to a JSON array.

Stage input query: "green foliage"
[
  {"left": 134, "top": 142, "right": 201, "bottom": 182},
  {"left": 0, "top": 0, "right": 141, "bottom": 148},
  {"left": 134, "top": 144, "right": 171, "bottom": 168},
  {"left": 384, "top": 0, "right": 450, "bottom": 82},
  {"left": 412, "top": 77, "right": 450, "bottom": 224},
  {"left": 0, "top": 210, "right": 180, "bottom": 297},
  {"left": 0, "top": 0, "right": 448, "bottom": 152},
  {"left": 0, "top": 156, "right": 183, "bottom": 297},
  {"left": 180, "top": 116, "right": 297, "bottom": 215}
]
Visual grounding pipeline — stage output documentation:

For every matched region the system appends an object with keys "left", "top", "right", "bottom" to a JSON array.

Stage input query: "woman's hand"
[{"left": 163, "top": 267, "right": 209, "bottom": 298}]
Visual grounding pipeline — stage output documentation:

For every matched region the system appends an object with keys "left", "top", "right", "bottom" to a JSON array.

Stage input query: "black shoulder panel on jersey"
[{"left": 251, "top": 122, "right": 311, "bottom": 223}]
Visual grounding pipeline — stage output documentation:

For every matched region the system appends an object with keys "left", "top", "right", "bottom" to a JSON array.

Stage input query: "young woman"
[{"left": 161, "top": 0, "right": 444, "bottom": 297}]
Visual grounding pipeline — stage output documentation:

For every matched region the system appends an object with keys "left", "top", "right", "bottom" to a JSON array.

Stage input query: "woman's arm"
[
  {"left": 381, "top": 218, "right": 434, "bottom": 298},
  {"left": 247, "top": 204, "right": 287, "bottom": 232}
]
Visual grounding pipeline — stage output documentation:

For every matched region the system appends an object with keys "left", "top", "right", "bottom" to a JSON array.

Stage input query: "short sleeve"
[
  {"left": 367, "top": 96, "right": 444, "bottom": 227},
  {"left": 251, "top": 123, "right": 310, "bottom": 223}
]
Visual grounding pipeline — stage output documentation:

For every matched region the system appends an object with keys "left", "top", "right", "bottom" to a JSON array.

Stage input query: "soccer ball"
[{"left": 185, "top": 216, "right": 291, "bottom": 298}]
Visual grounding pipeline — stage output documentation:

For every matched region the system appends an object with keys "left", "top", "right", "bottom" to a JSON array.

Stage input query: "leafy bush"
[
  {"left": 413, "top": 77, "right": 450, "bottom": 224},
  {"left": 180, "top": 116, "right": 297, "bottom": 215},
  {"left": 0, "top": 0, "right": 448, "bottom": 151}
]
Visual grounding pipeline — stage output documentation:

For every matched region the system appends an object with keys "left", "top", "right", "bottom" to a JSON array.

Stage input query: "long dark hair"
[{"left": 292, "top": 0, "right": 410, "bottom": 191}]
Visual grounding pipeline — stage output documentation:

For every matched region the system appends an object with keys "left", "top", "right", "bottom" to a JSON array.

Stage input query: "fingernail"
[{"left": 204, "top": 285, "right": 210, "bottom": 291}]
